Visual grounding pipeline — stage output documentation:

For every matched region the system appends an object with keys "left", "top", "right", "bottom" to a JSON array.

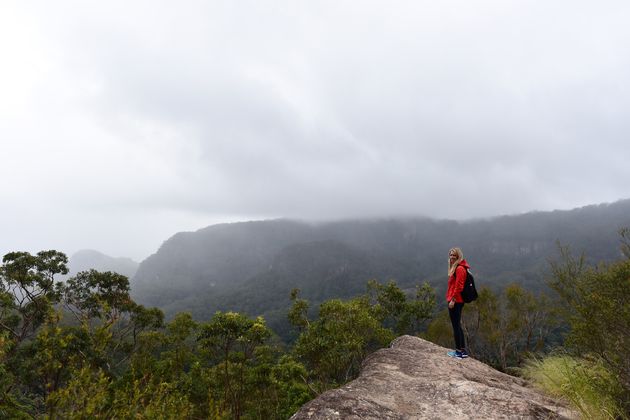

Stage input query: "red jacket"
[{"left": 446, "top": 260, "right": 470, "bottom": 303}]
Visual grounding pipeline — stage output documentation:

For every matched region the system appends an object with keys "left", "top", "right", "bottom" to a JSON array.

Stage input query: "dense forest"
[
  {"left": 1, "top": 228, "right": 629, "bottom": 418},
  {"left": 131, "top": 199, "right": 630, "bottom": 340}
]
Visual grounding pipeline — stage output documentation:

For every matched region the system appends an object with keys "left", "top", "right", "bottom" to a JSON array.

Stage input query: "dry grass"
[{"left": 522, "top": 354, "right": 626, "bottom": 419}]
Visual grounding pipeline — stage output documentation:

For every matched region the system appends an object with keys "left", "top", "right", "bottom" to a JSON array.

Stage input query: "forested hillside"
[
  {"left": 1, "top": 207, "right": 629, "bottom": 417},
  {"left": 132, "top": 199, "right": 630, "bottom": 337}
]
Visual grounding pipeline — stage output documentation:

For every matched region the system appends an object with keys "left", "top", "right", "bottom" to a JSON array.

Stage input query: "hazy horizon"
[
  {"left": 15, "top": 197, "right": 626, "bottom": 263},
  {"left": 2, "top": 1, "right": 630, "bottom": 261}
]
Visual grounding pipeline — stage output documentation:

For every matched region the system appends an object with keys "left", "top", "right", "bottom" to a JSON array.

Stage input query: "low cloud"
[{"left": 1, "top": 0, "right": 629, "bottom": 259}]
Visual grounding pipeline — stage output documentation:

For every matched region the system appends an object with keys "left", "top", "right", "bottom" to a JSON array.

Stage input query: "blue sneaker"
[
  {"left": 456, "top": 350, "right": 469, "bottom": 359},
  {"left": 447, "top": 350, "right": 458, "bottom": 357}
]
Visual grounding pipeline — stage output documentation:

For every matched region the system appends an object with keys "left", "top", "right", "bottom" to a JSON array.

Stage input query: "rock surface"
[{"left": 291, "top": 335, "right": 575, "bottom": 419}]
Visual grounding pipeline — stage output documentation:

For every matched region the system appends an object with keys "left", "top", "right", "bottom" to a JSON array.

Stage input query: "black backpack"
[{"left": 461, "top": 268, "right": 478, "bottom": 303}]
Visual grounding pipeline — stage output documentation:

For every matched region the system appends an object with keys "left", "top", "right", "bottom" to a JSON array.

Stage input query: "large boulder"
[{"left": 291, "top": 335, "right": 575, "bottom": 419}]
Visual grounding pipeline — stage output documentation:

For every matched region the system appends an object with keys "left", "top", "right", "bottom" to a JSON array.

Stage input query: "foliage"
[
  {"left": 468, "top": 284, "right": 559, "bottom": 370},
  {"left": 111, "top": 372, "right": 195, "bottom": 419},
  {"left": 620, "top": 227, "right": 630, "bottom": 259},
  {"left": 367, "top": 280, "right": 436, "bottom": 336},
  {"left": 523, "top": 354, "right": 627, "bottom": 419},
  {"left": 6, "top": 240, "right": 630, "bottom": 418},
  {"left": 548, "top": 243, "right": 630, "bottom": 413},
  {"left": 0, "top": 250, "right": 68, "bottom": 344},
  {"left": 287, "top": 288, "right": 309, "bottom": 331},
  {"left": 198, "top": 311, "right": 272, "bottom": 419},
  {"left": 132, "top": 201, "right": 630, "bottom": 331},
  {"left": 45, "top": 366, "right": 112, "bottom": 419},
  {"left": 290, "top": 290, "right": 395, "bottom": 389},
  {"left": 425, "top": 284, "right": 559, "bottom": 371},
  {"left": 46, "top": 364, "right": 196, "bottom": 419},
  {"left": 0, "top": 331, "right": 34, "bottom": 419},
  {"left": 61, "top": 269, "right": 135, "bottom": 324}
]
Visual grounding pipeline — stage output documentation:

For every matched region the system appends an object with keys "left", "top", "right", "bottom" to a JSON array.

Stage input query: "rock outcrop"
[{"left": 291, "top": 336, "right": 575, "bottom": 419}]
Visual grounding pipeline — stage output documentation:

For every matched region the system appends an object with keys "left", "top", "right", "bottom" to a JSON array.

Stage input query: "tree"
[
  {"left": 0, "top": 255, "right": 168, "bottom": 417},
  {"left": 1, "top": 249, "right": 317, "bottom": 418},
  {"left": 61, "top": 269, "right": 134, "bottom": 325},
  {"left": 0, "top": 331, "right": 32, "bottom": 419},
  {"left": 620, "top": 227, "right": 630, "bottom": 259},
  {"left": 0, "top": 251, "right": 67, "bottom": 345},
  {"left": 406, "top": 282, "right": 438, "bottom": 334},
  {"left": 468, "top": 285, "right": 559, "bottom": 371},
  {"left": 504, "top": 284, "right": 558, "bottom": 357},
  {"left": 287, "top": 288, "right": 310, "bottom": 332},
  {"left": 47, "top": 364, "right": 196, "bottom": 419},
  {"left": 548, "top": 243, "right": 630, "bottom": 408},
  {"left": 290, "top": 291, "right": 394, "bottom": 389},
  {"left": 198, "top": 311, "right": 272, "bottom": 419},
  {"left": 367, "top": 279, "right": 436, "bottom": 336},
  {"left": 59, "top": 270, "right": 164, "bottom": 373},
  {"left": 425, "top": 284, "right": 558, "bottom": 371}
]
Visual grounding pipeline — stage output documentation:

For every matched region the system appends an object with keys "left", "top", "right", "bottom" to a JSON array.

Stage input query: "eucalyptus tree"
[
  {"left": 549, "top": 243, "right": 630, "bottom": 408},
  {"left": 0, "top": 250, "right": 68, "bottom": 345},
  {"left": 289, "top": 290, "right": 394, "bottom": 390}
]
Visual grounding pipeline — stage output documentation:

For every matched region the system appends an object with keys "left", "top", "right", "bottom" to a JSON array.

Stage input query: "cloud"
[{"left": 1, "top": 0, "right": 630, "bottom": 259}]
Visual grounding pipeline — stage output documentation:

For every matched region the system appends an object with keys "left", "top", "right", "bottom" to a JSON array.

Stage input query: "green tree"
[
  {"left": 620, "top": 227, "right": 630, "bottom": 259},
  {"left": 504, "top": 284, "right": 558, "bottom": 357},
  {"left": 47, "top": 364, "right": 196, "bottom": 420},
  {"left": 287, "top": 288, "right": 310, "bottom": 332},
  {"left": 127, "top": 312, "right": 208, "bottom": 418},
  {"left": 367, "top": 279, "right": 436, "bottom": 335},
  {"left": 1, "top": 261, "right": 166, "bottom": 417},
  {"left": 241, "top": 346, "right": 311, "bottom": 419},
  {"left": 59, "top": 270, "right": 164, "bottom": 373},
  {"left": 463, "top": 285, "right": 557, "bottom": 370},
  {"left": 459, "top": 287, "right": 503, "bottom": 366},
  {"left": 0, "top": 331, "right": 33, "bottom": 419},
  {"left": 290, "top": 291, "right": 394, "bottom": 389},
  {"left": 0, "top": 251, "right": 67, "bottom": 345},
  {"left": 548, "top": 243, "right": 630, "bottom": 410},
  {"left": 198, "top": 311, "right": 272, "bottom": 419},
  {"left": 45, "top": 366, "right": 112, "bottom": 419},
  {"left": 61, "top": 269, "right": 134, "bottom": 325},
  {"left": 407, "top": 282, "right": 438, "bottom": 334},
  {"left": 426, "top": 284, "right": 557, "bottom": 371}
]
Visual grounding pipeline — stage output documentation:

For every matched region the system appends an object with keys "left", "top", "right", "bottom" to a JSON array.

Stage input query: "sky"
[{"left": 1, "top": 0, "right": 630, "bottom": 262}]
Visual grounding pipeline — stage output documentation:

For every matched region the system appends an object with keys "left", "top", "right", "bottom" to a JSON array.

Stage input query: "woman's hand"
[{"left": 448, "top": 299, "right": 455, "bottom": 309}]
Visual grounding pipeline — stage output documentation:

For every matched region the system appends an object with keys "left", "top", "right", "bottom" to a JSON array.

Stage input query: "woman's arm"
[{"left": 453, "top": 266, "right": 467, "bottom": 296}]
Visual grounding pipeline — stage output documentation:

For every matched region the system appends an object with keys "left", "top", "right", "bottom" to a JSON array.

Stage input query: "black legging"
[{"left": 448, "top": 302, "right": 466, "bottom": 350}]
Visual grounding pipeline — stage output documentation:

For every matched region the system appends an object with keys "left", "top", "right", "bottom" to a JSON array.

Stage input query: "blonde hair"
[{"left": 448, "top": 247, "right": 463, "bottom": 277}]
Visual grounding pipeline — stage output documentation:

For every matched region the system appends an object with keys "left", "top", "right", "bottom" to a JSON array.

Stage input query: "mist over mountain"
[
  {"left": 131, "top": 199, "right": 630, "bottom": 338},
  {"left": 68, "top": 249, "right": 139, "bottom": 279}
]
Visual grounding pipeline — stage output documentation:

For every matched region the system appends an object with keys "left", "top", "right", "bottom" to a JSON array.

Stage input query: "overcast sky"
[{"left": 1, "top": 0, "right": 629, "bottom": 261}]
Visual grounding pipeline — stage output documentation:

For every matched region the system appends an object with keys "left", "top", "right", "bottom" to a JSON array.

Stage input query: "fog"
[{"left": 1, "top": 0, "right": 629, "bottom": 260}]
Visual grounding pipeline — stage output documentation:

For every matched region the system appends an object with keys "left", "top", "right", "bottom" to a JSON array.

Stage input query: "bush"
[
  {"left": 523, "top": 354, "right": 626, "bottom": 419},
  {"left": 548, "top": 242, "right": 630, "bottom": 413}
]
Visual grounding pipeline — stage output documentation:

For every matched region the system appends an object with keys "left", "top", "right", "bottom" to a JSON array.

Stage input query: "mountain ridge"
[
  {"left": 131, "top": 199, "right": 630, "bottom": 338},
  {"left": 65, "top": 249, "right": 139, "bottom": 280}
]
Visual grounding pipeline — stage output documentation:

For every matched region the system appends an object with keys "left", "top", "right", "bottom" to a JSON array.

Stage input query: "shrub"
[{"left": 523, "top": 354, "right": 626, "bottom": 419}]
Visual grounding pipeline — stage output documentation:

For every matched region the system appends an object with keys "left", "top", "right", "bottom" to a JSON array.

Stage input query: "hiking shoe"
[
  {"left": 456, "top": 350, "right": 469, "bottom": 359},
  {"left": 447, "top": 350, "right": 458, "bottom": 358}
]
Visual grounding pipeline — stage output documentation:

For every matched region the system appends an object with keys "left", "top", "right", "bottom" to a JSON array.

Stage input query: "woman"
[{"left": 446, "top": 247, "right": 469, "bottom": 359}]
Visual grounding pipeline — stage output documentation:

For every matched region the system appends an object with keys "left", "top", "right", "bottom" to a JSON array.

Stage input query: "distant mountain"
[
  {"left": 67, "top": 249, "right": 139, "bottom": 279},
  {"left": 131, "top": 199, "right": 630, "bottom": 338}
]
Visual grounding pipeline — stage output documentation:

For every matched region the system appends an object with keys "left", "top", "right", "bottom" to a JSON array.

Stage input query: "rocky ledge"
[{"left": 291, "top": 335, "right": 575, "bottom": 419}]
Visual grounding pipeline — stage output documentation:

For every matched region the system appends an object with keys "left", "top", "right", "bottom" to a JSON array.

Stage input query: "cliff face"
[{"left": 291, "top": 336, "right": 575, "bottom": 419}]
